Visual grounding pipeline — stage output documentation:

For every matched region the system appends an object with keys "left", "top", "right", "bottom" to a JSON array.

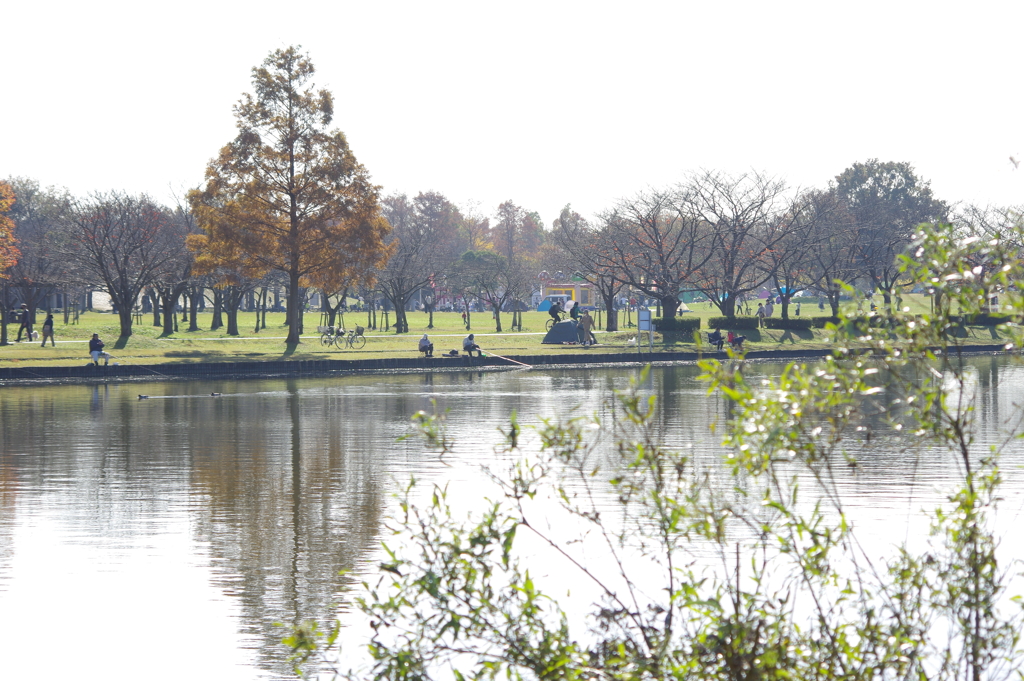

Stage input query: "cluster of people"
[
  {"left": 548, "top": 300, "right": 598, "bottom": 345},
  {"left": 10, "top": 304, "right": 56, "bottom": 346},
  {"left": 417, "top": 333, "right": 483, "bottom": 358},
  {"left": 706, "top": 330, "right": 746, "bottom": 351}
]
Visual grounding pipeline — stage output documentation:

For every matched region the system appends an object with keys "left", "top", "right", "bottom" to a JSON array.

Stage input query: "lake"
[{"left": 2, "top": 356, "right": 1023, "bottom": 679}]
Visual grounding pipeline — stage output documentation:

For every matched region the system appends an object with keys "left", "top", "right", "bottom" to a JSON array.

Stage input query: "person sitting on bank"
[
  {"left": 727, "top": 330, "right": 746, "bottom": 350},
  {"left": 89, "top": 333, "right": 110, "bottom": 366},
  {"left": 418, "top": 334, "right": 434, "bottom": 357},
  {"left": 463, "top": 333, "right": 482, "bottom": 358},
  {"left": 707, "top": 329, "right": 724, "bottom": 351}
]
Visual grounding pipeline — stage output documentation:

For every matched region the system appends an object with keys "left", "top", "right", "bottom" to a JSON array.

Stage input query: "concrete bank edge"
[{"left": 0, "top": 344, "right": 1011, "bottom": 387}]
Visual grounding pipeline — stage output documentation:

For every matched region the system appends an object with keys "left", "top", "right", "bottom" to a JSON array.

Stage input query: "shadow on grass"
[
  {"left": 779, "top": 329, "right": 814, "bottom": 344},
  {"left": 114, "top": 336, "right": 130, "bottom": 350},
  {"left": 280, "top": 342, "right": 299, "bottom": 358}
]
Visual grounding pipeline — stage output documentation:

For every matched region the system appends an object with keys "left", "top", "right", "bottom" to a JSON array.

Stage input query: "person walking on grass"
[
  {"left": 581, "top": 309, "right": 596, "bottom": 345},
  {"left": 40, "top": 314, "right": 55, "bottom": 347},
  {"left": 16, "top": 304, "right": 32, "bottom": 342}
]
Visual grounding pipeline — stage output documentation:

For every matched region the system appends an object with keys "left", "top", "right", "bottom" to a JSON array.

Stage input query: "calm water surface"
[{"left": 2, "top": 359, "right": 1024, "bottom": 679}]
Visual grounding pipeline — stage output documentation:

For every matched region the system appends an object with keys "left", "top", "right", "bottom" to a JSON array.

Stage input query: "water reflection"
[{"left": 1, "top": 358, "right": 1023, "bottom": 679}]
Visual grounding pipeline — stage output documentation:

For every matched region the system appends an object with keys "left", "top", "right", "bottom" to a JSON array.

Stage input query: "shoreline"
[{"left": 0, "top": 343, "right": 1010, "bottom": 387}]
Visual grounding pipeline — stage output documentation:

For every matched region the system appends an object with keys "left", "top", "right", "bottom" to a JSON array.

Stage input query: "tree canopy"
[
  {"left": 188, "top": 45, "right": 391, "bottom": 344},
  {"left": 0, "top": 180, "right": 19, "bottom": 276}
]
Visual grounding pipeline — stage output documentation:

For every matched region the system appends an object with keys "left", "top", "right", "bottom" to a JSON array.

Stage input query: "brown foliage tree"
[
  {"left": 0, "top": 180, "right": 21, "bottom": 345},
  {"left": 188, "top": 46, "right": 391, "bottom": 344}
]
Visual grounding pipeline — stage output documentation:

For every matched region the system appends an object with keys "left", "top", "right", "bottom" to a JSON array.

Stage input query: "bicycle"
[
  {"left": 338, "top": 325, "right": 366, "bottom": 350},
  {"left": 318, "top": 325, "right": 341, "bottom": 347},
  {"left": 545, "top": 314, "right": 564, "bottom": 331}
]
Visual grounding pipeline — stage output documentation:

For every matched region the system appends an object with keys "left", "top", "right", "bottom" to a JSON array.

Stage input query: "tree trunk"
[
  {"left": 150, "top": 289, "right": 161, "bottom": 326},
  {"left": 602, "top": 291, "right": 619, "bottom": 332},
  {"left": 260, "top": 288, "right": 269, "bottom": 331},
  {"left": 780, "top": 296, "right": 790, "bottom": 320},
  {"left": 286, "top": 267, "right": 301, "bottom": 344},
  {"left": 118, "top": 306, "right": 134, "bottom": 338},
  {"left": 827, "top": 289, "right": 841, "bottom": 317},
  {"left": 188, "top": 288, "right": 200, "bottom": 331},
  {"left": 225, "top": 286, "right": 244, "bottom": 336},
  {"left": 390, "top": 298, "right": 408, "bottom": 334},
  {"left": 0, "top": 284, "right": 8, "bottom": 346},
  {"left": 493, "top": 303, "right": 503, "bottom": 333},
  {"left": 161, "top": 291, "right": 175, "bottom": 335},
  {"left": 211, "top": 288, "right": 223, "bottom": 331}
]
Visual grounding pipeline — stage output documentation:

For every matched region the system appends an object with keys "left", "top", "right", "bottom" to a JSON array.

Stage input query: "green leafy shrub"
[
  {"left": 708, "top": 316, "right": 759, "bottom": 330},
  {"left": 288, "top": 223, "right": 1024, "bottom": 681},
  {"left": 763, "top": 317, "right": 813, "bottom": 330},
  {"left": 653, "top": 316, "right": 700, "bottom": 332},
  {"left": 810, "top": 316, "right": 841, "bottom": 328}
]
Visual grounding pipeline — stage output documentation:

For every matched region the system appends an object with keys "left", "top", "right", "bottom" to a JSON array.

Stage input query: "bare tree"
[
  {"left": 797, "top": 189, "right": 858, "bottom": 317},
  {"left": 4, "top": 178, "right": 74, "bottom": 334},
  {"left": 67, "top": 192, "right": 177, "bottom": 339},
  {"left": 554, "top": 205, "right": 625, "bottom": 331},
  {"left": 151, "top": 205, "right": 199, "bottom": 335},
  {"left": 597, "top": 187, "right": 712, "bottom": 319},
  {"left": 682, "top": 171, "right": 795, "bottom": 317},
  {"left": 377, "top": 192, "right": 463, "bottom": 334}
]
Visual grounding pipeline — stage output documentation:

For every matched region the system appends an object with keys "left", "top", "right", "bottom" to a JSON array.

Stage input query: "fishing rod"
[{"left": 481, "top": 350, "right": 532, "bottom": 368}]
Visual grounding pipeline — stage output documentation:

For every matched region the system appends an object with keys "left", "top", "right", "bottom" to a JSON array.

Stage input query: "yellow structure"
[{"left": 541, "top": 282, "right": 596, "bottom": 306}]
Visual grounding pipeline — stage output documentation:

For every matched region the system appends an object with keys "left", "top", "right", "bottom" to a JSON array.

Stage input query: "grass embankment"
[{"left": 0, "top": 295, "right": 1010, "bottom": 369}]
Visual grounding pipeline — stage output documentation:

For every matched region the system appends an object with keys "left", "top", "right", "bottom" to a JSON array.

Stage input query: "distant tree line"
[{"left": 1, "top": 46, "right": 1017, "bottom": 346}]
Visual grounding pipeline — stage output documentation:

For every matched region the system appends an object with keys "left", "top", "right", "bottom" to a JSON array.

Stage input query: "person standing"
[
  {"left": 764, "top": 300, "right": 774, "bottom": 318},
  {"left": 756, "top": 303, "right": 766, "bottom": 327},
  {"left": 580, "top": 309, "right": 596, "bottom": 345},
  {"left": 89, "top": 333, "right": 109, "bottom": 366},
  {"left": 40, "top": 313, "right": 55, "bottom": 347},
  {"left": 16, "top": 304, "right": 32, "bottom": 342}
]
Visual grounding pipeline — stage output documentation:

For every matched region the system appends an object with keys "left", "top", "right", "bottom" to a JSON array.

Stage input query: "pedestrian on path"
[{"left": 40, "top": 314, "right": 55, "bottom": 347}]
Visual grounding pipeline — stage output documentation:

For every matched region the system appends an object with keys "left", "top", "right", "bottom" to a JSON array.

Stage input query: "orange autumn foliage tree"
[
  {"left": 188, "top": 46, "right": 391, "bottom": 344},
  {"left": 0, "top": 181, "right": 19, "bottom": 275},
  {"left": 0, "top": 181, "right": 20, "bottom": 345}
]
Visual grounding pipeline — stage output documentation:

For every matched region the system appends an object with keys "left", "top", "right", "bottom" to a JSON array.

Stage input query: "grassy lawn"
[{"left": 0, "top": 294, "right": 1010, "bottom": 368}]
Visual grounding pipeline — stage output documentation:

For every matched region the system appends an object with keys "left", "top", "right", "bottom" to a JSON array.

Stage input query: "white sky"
[{"left": 2, "top": 1, "right": 1021, "bottom": 225}]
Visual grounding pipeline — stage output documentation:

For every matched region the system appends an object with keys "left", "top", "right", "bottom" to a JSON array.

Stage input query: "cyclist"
[{"left": 548, "top": 300, "right": 564, "bottom": 325}]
